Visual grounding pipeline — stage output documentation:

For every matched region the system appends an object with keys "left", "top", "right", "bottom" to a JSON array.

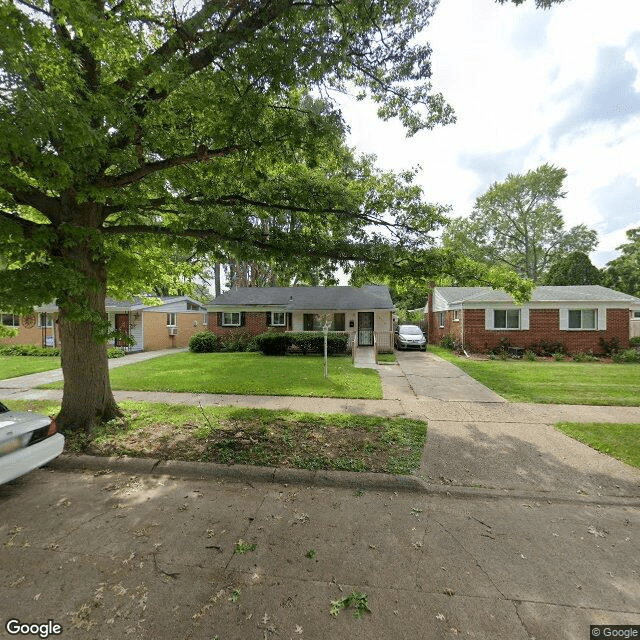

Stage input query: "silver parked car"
[
  {"left": 394, "top": 324, "right": 427, "bottom": 350},
  {"left": 0, "top": 402, "right": 64, "bottom": 485}
]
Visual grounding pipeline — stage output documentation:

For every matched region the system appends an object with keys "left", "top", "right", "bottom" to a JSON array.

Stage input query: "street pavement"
[{"left": 0, "top": 348, "right": 639, "bottom": 639}]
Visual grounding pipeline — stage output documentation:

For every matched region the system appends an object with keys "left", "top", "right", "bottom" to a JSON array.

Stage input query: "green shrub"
[
  {"left": 528, "top": 340, "right": 567, "bottom": 357},
  {"left": 525, "top": 350, "right": 537, "bottom": 361},
  {"left": 553, "top": 352, "right": 565, "bottom": 361},
  {"left": 599, "top": 336, "right": 623, "bottom": 356},
  {"left": 487, "top": 337, "right": 511, "bottom": 356},
  {"left": 255, "top": 332, "right": 291, "bottom": 355},
  {"left": 439, "top": 334, "right": 457, "bottom": 351},
  {"left": 287, "top": 331, "right": 348, "bottom": 355},
  {"left": 0, "top": 344, "right": 61, "bottom": 357},
  {"left": 107, "top": 347, "right": 126, "bottom": 358},
  {"left": 572, "top": 351, "right": 598, "bottom": 363},
  {"left": 219, "top": 332, "right": 254, "bottom": 352},
  {"left": 189, "top": 331, "right": 218, "bottom": 353},
  {"left": 629, "top": 336, "right": 640, "bottom": 348},
  {"left": 612, "top": 349, "right": 640, "bottom": 364},
  {"left": 254, "top": 331, "right": 349, "bottom": 356}
]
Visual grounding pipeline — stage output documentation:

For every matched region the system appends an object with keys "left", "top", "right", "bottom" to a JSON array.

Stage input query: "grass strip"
[
  {"left": 430, "top": 347, "right": 640, "bottom": 406},
  {"left": 7, "top": 399, "right": 427, "bottom": 475},
  {"left": 0, "top": 356, "right": 61, "bottom": 380},
  {"left": 555, "top": 422, "right": 640, "bottom": 469}
]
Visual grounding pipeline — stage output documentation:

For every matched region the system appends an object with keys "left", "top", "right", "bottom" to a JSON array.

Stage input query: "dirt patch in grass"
[{"left": 60, "top": 402, "right": 427, "bottom": 475}]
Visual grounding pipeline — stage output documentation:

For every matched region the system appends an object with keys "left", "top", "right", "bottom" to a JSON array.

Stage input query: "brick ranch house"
[
  {"left": 207, "top": 285, "right": 395, "bottom": 352},
  {"left": 1, "top": 296, "right": 208, "bottom": 352},
  {"left": 426, "top": 285, "right": 640, "bottom": 354}
]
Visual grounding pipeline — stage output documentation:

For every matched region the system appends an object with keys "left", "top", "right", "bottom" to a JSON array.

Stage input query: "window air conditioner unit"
[{"left": 168, "top": 327, "right": 178, "bottom": 336}]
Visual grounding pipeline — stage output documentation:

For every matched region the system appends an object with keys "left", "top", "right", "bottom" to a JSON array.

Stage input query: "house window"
[
  {"left": 166, "top": 313, "right": 177, "bottom": 327},
  {"left": 302, "top": 313, "right": 345, "bottom": 331},
  {"left": 186, "top": 302, "right": 202, "bottom": 311},
  {"left": 633, "top": 311, "right": 640, "bottom": 319},
  {"left": 222, "top": 312, "right": 241, "bottom": 326},
  {"left": 271, "top": 312, "right": 286, "bottom": 326},
  {"left": 38, "top": 313, "right": 53, "bottom": 328},
  {"left": 453, "top": 310, "right": 459, "bottom": 322},
  {"left": 1, "top": 313, "right": 19, "bottom": 327},
  {"left": 439, "top": 312, "right": 445, "bottom": 328},
  {"left": 494, "top": 309, "right": 520, "bottom": 329},
  {"left": 568, "top": 309, "right": 596, "bottom": 330}
]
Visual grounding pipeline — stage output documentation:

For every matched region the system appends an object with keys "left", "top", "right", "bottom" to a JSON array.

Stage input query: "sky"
[{"left": 335, "top": 0, "right": 640, "bottom": 268}]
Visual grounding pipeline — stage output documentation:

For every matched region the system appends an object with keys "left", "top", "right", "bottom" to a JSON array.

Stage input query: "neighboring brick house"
[
  {"left": 208, "top": 285, "right": 395, "bottom": 351},
  {"left": 425, "top": 285, "right": 640, "bottom": 354},
  {"left": 0, "top": 303, "right": 60, "bottom": 348},
  {"left": 1, "top": 296, "right": 208, "bottom": 352}
]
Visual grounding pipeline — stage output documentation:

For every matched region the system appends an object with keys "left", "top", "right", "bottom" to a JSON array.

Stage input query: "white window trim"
[
  {"left": 222, "top": 312, "right": 241, "bottom": 327},
  {"left": 485, "top": 307, "right": 529, "bottom": 331},
  {"left": 271, "top": 312, "right": 286, "bottom": 326},
  {"left": 166, "top": 312, "right": 177, "bottom": 327},
  {"left": 453, "top": 310, "right": 459, "bottom": 322},
  {"left": 559, "top": 307, "right": 606, "bottom": 331},
  {"left": 38, "top": 313, "right": 54, "bottom": 328},
  {"left": 1, "top": 313, "right": 20, "bottom": 327},
  {"left": 439, "top": 312, "right": 445, "bottom": 328},
  {"left": 493, "top": 308, "right": 521, "bottom": 330},
  {"left": 567, "top": 308, "right": 597, "bottom": 331}
]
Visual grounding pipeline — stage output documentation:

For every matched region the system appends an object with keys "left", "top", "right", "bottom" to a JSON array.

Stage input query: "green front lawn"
[
  {"left": 43, "top": 352, "right": 382, "bottom": 399},
  {"left": 0, "top": 356, "right": 61, "bottom": 380},
  {"left": 7, "top": 399, "right": 426, "bottom": 474},
  {"left": 430, "top": 346, "right": 640, "bottom": 406},
  {"left": 555, "top": 422, "right": 640, "bottom": 469}
]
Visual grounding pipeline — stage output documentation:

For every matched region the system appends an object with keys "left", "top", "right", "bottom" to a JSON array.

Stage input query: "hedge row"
[
  {"left": 0, "top": 344, "right": 127, "bottom": 358},
  {"left": 254, "top": 331, "right": 349, "bottom": 356}
]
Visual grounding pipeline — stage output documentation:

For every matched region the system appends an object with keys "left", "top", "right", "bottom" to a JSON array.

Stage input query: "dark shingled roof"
[{"left": 208, "top": 286, "right": 394, "bottom": 310}]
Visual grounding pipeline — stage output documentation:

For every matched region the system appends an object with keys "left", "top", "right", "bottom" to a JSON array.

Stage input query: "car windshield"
[{"left": 400, "top": 326, "right": 422, "bottom": 335}]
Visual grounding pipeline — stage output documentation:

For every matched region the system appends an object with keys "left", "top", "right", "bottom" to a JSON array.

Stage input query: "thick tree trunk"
[{"left": 56, "top": 239, "right": 121, "bottom": 433}]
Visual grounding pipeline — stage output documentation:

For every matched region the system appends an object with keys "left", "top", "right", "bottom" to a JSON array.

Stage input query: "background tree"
[
  {"left": 602, "top": 228, "right": 640, "bottom": 297},
  {"left": 544, "top": 251, "right": 602, "bottom": 286},
  {"left": 443, "top": 164, "right": 598, "bottom": 283}
]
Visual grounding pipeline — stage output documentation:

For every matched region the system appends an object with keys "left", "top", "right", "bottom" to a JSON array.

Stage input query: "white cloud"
[{"left": 336, "top": 0, "right": 640, "bottom": 267}]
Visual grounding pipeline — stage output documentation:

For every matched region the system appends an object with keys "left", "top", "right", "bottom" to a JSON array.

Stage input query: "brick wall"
[
  {"left": 143, "top": 312, "right": 206, "bottom": 350},
  {"left": 428, "top": 310, "right": 463, "bottom": 345},
  {"left": 207, "top": 311, "right": 286, "bottom": 337},
  {"left": 0, "top": 315, "right": 60, "bottom": 347},
  {"left": 459, "top": 308, "right": 630, "bottom": 354}
]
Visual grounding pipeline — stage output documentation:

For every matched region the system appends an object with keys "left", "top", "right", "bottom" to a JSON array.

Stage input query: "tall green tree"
[
  {"left": 1, "top": 1, "right": 547, "bottom": 432},
  {"left": 602, "top": 228, "right": 640, "bottom": 297},
  {"left": 544, "top": 251, "right": 602, "bottom": 286},
  {"left": 443, "top": 164, "right": 598, "bottom": 283}
]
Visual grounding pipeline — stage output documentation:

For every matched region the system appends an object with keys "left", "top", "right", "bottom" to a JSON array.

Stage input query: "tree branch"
[
  {"left": 0, "top": 179, "right": 60, "bottom": 221},
  {"left": 100, "top": 223, "right": 368, "bottom": 261},
  {"left": 0, "top": 208, "right": 46, "bottom": 232},
  {"left": 94, "top": 144, "right": 242, "bottom": 188}
]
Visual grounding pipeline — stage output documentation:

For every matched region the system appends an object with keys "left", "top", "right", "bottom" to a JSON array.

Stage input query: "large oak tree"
[{"left": 1, "top": 0, "right": 540, "bottom": 432}]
